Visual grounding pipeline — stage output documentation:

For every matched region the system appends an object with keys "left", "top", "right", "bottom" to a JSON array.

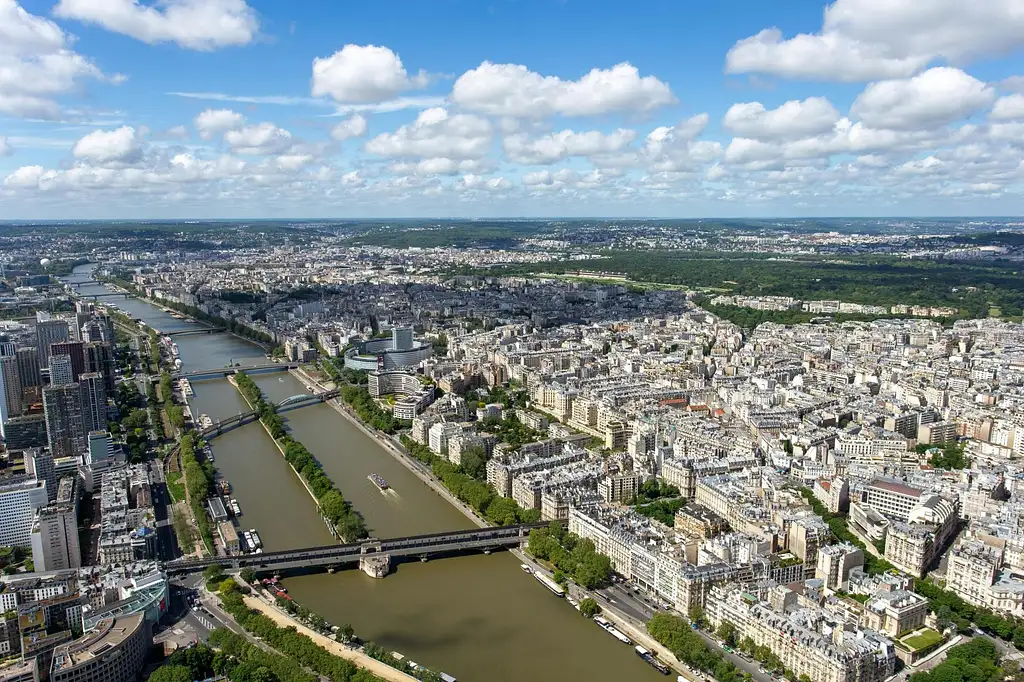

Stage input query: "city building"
[
  {"left": 49, "top": 342, "right": 84, "bottom": 383},
  {"left": 30, "top": 477, "right": 81, "bottom": 572},
  {"left": 43, "top": 385, "right": 86, "bottom": 459},
  {"left": 35, "top": 317, "right": 69, "bottom": 370},
  {"left": 0, "top": 478, "right": 49, "bottom": 547},
  {"left": 78, "top": 374, "right": 107, "bottom": 435},
  {"left": 344, "top": 328, "right": 433, "bottom": 371},
  {"left": 24, "top": 450, "right": 56, "bottom": 502},
  {"left": 49, "top": 614, "right": 150, "bottom": 682}
]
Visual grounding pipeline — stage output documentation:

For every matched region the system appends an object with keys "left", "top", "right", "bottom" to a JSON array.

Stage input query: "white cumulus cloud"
[
  {"left": 194, "top": 108, "right": 245, "bottom": 139},
  {"left": 850, "top": 67, "right": 995, "bottom": 131},
  {"left": 0, "top": 0, "right": 112, "bottom": 119},
  {"left": 452, "top": 61, "right": 674, "bottom": 118},
  {"left": 725, "top": 0, "right": 1024, "bottom": 82},
  {"left": 312, "top": 45, "right": 428, "bottom": 103},
  {"left": 503, "top": 129, "right": 636, "bottom": 165},
  {"left": 53, "top": 0, "right": 259, "bottom": 50},
  {"left": 72, "top": 126, "right": 144, "bottom": 164},
  {"left": 365, "top": 107, "right": 492, "bottom": 160},
  {"left": 990, "top": 94, "right": 1024, "bottom": 121},
  {"left": 723, "top": 97, "right": 840, "bottom": 140},
  {"left": 223, "top": 123, "right": 294, "bottom": 155},
  {"left": 330, "top": 114, "right": 368, "bottom": 141}
]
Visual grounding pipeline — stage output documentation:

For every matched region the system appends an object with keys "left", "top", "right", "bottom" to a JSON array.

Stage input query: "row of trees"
[
  {"left": 235, "top": 373, "right": 368, "bottom": 541},
  {"left": 217, "top": 591, "right": 402, "bottom": 682},
  {"left": 908, "top": 638, "right": 1004, "bottom": 682},
  {"left": 647, "top": 613, "right": 745, "bottom": 682},
  {"left": 399, "top": 436, "right": 539, "bottom": 526},
  {"left": 180, "top": 431, "right": 215, "bottom": 552},
  {"left": 339, "top": 385, "right": 407, "bottom": 434},
  {"left": 797, "top": 488, "right": 895, "bottom": 574},
  {"left": 106, "top": 275, "right": 275, "bottom": 346},
  {"left": 915, "top": 579, "right": 1024, "bottom": 645},
  {"left": 526, "top": 522, "right": 613, "bottom": 589}
]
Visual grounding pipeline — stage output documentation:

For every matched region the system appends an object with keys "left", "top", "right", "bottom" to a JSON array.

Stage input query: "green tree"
[
  {"left": 240, "top": 567, "right": 257, "bottom": 584},
  {"left": 717, "top": 621, "right": 738, "bottom": 646},
  {"left": 340, "top": 623, "right": 355, "bottom": 643},
  {"left": 148, "top": 666, "right": 193, "bottom": 682},
  {"left": 219, "top": 578, "right": 240, "bottom": 595},
  {"left": 579, "top": 597, "right": 600, "bottom": 618},
  {"left": 203, "top": 564, "right": 225, "bottom": 583}
]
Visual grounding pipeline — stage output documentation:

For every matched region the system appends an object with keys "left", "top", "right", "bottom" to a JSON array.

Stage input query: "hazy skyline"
[{"left": 2, "top": 0, "right": 1024, "bottom": 219}]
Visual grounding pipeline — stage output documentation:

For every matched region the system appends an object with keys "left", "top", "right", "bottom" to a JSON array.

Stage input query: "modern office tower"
[
  {"left": 71, "top": 312, "right": 91, "bottom": 342},
  {"left": 0, "top": 477, "right": 48, "bottom": 547},
  {"left": 83, "top": 342, "right": 115, "bottom": 393},
  {"left": 393, "top": 326, "right": 414, "bottom": 351},
  {"left": 49, "top": 355, "right": 75, "bottom": 387},
  {"left": 35, "top": 315, "right": 70, "bottom": 369},
  {"left": 0, "top": 339, "right": 19, "bottom": 439},
  {"left": 30, "top": 477, "right": 81, "bottom": 572},
  {"left": 1, "top": 354, "right": 24, "bottom": 419},
  {"left": 75, "top": 301, "right": 92, "bottom": 315},
  {"left": 79, "top": 373, "right": 107, "bottom": 434},
  {"left": 17, "top": 347, "right": 42, "bottom": 389},
  {"left": 1, "top": 413, "right": 48, "bottom": 450},
  {"left": 81, "top": 317, "right": 114, "bottom": 345},
  {"left": 43, "top": 384, "right": 86, "bottom": 458},
  {"left": 49, "top": 341, "right": 84, "bottom": 381},
  {"left": 87, "top": 431, "right": 117, "bottom": 464},
  {"left": 24, "top": 449, "right": 57, "bottom": 502},
  {"left": 0, "top": 367, "right": 11, "bottom": 442},
  {"left": 81, "top": 431, "right": 120, "bottom": 493}
]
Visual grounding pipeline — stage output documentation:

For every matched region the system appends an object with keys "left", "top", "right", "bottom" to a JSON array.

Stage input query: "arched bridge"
[
  {"left": 277, "top": 388, "right": 340, "bottom": 411},
  {"left": 165, "top": 387, "right": 343, "bottom": 463},
  {"left": 165, "top": 523, "right": 547, "bottom": 574}
]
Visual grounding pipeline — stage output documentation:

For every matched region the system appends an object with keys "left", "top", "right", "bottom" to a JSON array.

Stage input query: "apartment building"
[
  {"left": 946, "top": 540, "right": 1024, "bottom": 617},
  {"left": 882, "top": 495, "right": 958, "bottom": 577},
  {"left": 706, "top": 589, "right": 895, "bottom": 682},
  {"left": 30, "top": 477, "right": 81, "bottom": 572},
  {"left": 816, "top": 543, "right": 864, "bottom": 590},
  {"left": 0, "top": 478, "right": 49, "bottom": 547}
]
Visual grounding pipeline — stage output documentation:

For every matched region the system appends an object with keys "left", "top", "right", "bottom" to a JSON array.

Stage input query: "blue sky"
[{"left": 2, "top": 0, "right": 1024, "bottom": 219}]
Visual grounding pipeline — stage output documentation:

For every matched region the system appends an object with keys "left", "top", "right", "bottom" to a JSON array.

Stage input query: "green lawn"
[
  {"left": 167, "top": 471, "right": 186, "bottom": 503},
  {"left": 901, "top": 628, "right": 944, "bottom": 652}
]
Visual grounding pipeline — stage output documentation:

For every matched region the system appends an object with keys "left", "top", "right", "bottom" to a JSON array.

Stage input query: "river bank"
[
  {"left": 68, "top": 264, "right": 667, "bottom": 682},
  {"left": 240, "top": 594, "right": 419, "bottom": 682},
  {"left": 289, "top": 366, "right": 490, "bottom": 531},
  {"left": 228, "top": 375, "right": 342, "bottom": 541},
  {"left": 91, "top": 279, "right": 274, "bottom": 352}
]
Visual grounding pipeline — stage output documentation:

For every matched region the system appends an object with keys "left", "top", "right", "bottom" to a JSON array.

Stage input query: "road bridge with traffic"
[{"left": 165, "top": 523, "right": 546, "bottom": 574}]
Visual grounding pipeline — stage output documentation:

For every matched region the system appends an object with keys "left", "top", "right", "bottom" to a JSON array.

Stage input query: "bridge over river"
[
  {"left": 165, "top": 523, "right": 546, "bottom": 574},
  {"left": 173, "top": 362, "right": 298, "bottom": 381}
]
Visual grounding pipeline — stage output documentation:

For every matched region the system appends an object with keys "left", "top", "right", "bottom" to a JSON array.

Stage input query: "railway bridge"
[
  {"left": 164, "top": 523, "right": 546, "bottom": 574},
  {"left": 173, "top": 362, "right": 298, "bottom": 381}
]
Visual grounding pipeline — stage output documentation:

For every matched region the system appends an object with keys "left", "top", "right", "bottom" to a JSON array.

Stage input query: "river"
[{"left": 66, "top": 264, "right": 663, "bottom": 682}]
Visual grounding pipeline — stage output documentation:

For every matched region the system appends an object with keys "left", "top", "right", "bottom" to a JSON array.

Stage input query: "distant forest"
[{"left": 481, "top": 252, "right": 1024, "bottom": 319}]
